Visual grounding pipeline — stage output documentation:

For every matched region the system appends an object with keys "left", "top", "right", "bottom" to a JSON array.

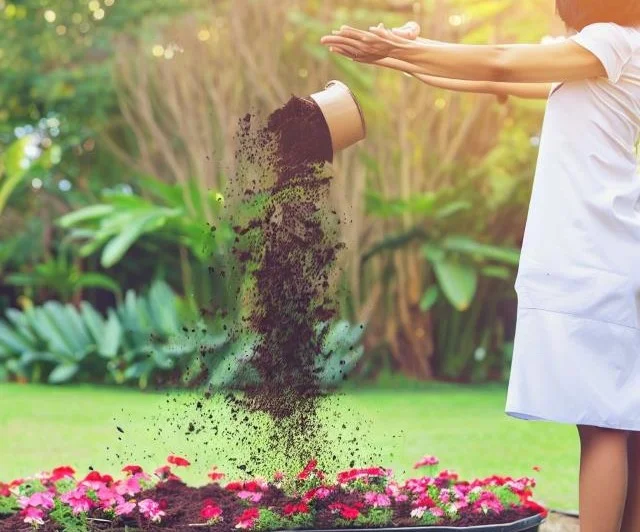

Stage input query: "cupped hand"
[{"left": 390, "top": 20, "right": 421, "bottom": 40}]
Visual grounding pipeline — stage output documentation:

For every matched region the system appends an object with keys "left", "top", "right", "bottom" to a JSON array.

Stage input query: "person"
[{"left": 321, "top": 2, "right": 640, "bottom": 531}]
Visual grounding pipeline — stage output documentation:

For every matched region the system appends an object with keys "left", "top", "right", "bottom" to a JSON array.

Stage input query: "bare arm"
[
  {"left": 323, "top": 27, "right": 606, "bottom": 83},
  {"left": 393, "top": 40, "right": 604, "bottom": 82},
  {"left": 372, "top": 57, "right": 552, "bottom": 99}
]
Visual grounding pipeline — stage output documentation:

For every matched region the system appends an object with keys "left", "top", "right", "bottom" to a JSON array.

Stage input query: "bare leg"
[
  {"left": 621, "top": 430, "right": 640, "bottom": 532},
  {"left": 577, "top": 424, "right": 629, "bottom": 532}
]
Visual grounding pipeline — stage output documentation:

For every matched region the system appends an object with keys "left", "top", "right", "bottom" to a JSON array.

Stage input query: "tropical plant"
[{"left": 0, "top": 280, "right": 209, "bottom": 387}]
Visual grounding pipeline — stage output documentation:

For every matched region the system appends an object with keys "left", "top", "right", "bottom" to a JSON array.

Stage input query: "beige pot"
[{"left": 309, "top": 80, "right": 366, "bottom": 153}]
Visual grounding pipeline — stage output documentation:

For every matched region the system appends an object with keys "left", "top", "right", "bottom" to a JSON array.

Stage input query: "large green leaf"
[
  {"left": 75, "top": 272, "right": 122, "bottom": 296},
  {"left": 98, "top": 310, "right": 122, "bottom": 359},
  {"left": 419, "top": 285, "right": 440, "bottom": 312},
  {"left": 48, "top": 363, "right": 79, "bottom": 384},
  {"left": 432, "top": 259, "right": 478, "bottom": 311}
]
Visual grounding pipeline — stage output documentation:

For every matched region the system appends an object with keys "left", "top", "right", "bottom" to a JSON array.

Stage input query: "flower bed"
[{"left": 0, "top": 455, "right": 548, "bottom": 531}]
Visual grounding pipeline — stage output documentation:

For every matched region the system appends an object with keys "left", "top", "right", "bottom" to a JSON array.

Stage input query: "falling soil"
[{"left": 197, "top": 93, "right": 346, "bottom": 463}]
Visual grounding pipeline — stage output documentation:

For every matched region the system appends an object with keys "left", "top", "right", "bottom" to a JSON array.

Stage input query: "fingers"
[{"left": 320, "top": 35, "right": 370, "bottom": 50}]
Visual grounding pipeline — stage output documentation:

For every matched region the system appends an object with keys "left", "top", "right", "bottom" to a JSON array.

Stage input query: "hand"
[
  {"left": 320, "top": 23, "right": 414, "bottom": 63},
  {"left": 390, "top": 20, "right": 421, "bottom": 40}
]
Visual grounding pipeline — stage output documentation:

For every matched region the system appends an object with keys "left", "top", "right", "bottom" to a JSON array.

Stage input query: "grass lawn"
[{"left": 0, "top": 381, "right": 579, "bottom": 511}]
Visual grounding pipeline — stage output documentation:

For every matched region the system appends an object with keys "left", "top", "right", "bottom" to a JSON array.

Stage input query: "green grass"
[{"left": 0, "top": 382, "right": 579, "bottom": 511}]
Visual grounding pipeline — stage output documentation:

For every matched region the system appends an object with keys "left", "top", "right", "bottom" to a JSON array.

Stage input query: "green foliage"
[
  {"left": 0, "top": 496, "right": 18, "bottom": 516},
  {"left": 6, "top": 247, "right": 121, "bottom": 302},
  {"left": 57, "top": 179, "right": 232, "bottom": 268},
  {"left": 355, "top": 507, "right": 393, "bottom": 527},
  {"left": 49, "top": 499, "right": 89, "bottom": 532},
  {"left": 489, "top": 485, "right": 521, "bottom": 508},
  {"left": 283, "top": 512, "right": 314, "bottom": 529},
  {"left": 254, "top": 508, "right": 285, "bottom": 531},
  {"left": 0, "top": 279, "right": 218, "bottom": 388}
]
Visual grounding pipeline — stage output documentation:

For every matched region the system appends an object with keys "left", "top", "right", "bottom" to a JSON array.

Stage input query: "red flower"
[
  {"left": 158, "top": 498, "right": 169, "bottom": 510},
  {"left": 200, "top": 499, "right": 223, "bottom": 521},
  {"left": 329, "top": 503, "right": 360, "bottom": 520},
  {"left": 167, "top": 455, "right": 191, "bottom": 467},
  {"left": 122, "top": 465, "right": 143, "bottom": 476},
  {"left": 283, "top": 502, "right": 310, "bottom": 516},
  {"left": 297, "top": 459, "right": 318, "bottom": 480},
  {"left": 336, "top": 466, "right": 388, "bottom": 484},
  {"left": 225, "top": 481, "right": 244, "bottom": 491},
  {"left": 154, "top": 466, "right": 181, "bottom": 482},
  {"left": 523, "top": 499, "right": 548, "bottom": 518},
  {"left": 0, "top": 482, "right": 10, "bottom": 497},
  {"left": 50, "top": 466, "right": 75, "bottom": 482},
  {"left": 208, "top": 466, "right": 225, "bottom": 482},
  {"left": 83, "top": 471, "right": 113, "bottom": 485}
]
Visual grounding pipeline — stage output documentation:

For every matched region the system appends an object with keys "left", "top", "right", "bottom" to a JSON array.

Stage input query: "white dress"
[{"left": 505, "top": 22, "right": 640, "bottom": 430}]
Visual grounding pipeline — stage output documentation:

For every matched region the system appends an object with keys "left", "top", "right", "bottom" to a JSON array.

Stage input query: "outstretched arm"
[
  {"left": 321, "top": 26, "right": 608, "bottom": 83},
  {"left": 372, "top": 56, "right": 551, "bottom": 99}
]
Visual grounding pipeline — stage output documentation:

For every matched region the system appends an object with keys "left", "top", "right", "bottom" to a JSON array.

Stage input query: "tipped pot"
[{"left": 308, "top": 80, "right": 366, "bottom": 153}]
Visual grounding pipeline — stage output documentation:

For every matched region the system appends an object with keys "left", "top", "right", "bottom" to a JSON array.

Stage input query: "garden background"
[{"left": 0, "top": 0, "right": 580, "bottom": 512}]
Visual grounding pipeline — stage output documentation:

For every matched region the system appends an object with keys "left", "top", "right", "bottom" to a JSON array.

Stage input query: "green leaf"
[
  {"left": 75, "top": 273, "right": 122, "bottom": 296},
  {"left": 57, "top": 204, "right": 115, "bottom": 228},
  {"left": 434, "top": 200, "right": 472, "bottom": 219},
  {"left": 98, "top": 310, "right": 122, "bottom": 359},
  {"left": 0, "top": 321, "right": 33, "bottom": 353},
  {"left": 421, "top": 243, "right": 446, "bottom": 263},
  {"left": 80, "top": 302, "right": 106, "bottom": 342},
  {"left": 48, "top": 363, "right": 79, "bottom": 383},
  {"left": 100, "top": 210, "right": 172, "bottom": 268},
  {"left": 441, "top": 236, "right": 521, "bottom": 265},
  {"left": 419, "top": 285, "right": 440, "bottom": 311},
  {"left": 481, "top": 265, "right": 512, "bottom": 279},
  {"left": 432, "top": 260, "right": 478, "bottom": 311}
]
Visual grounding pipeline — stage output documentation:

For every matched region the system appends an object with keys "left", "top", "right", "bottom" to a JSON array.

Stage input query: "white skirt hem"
[{"left": 505, "top": 409, "right": 640, "bottom": 431}]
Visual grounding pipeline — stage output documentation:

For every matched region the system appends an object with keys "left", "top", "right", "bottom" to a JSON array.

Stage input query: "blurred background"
[{"left": 0, "top": 0, "right": 580, "bottom": 513}]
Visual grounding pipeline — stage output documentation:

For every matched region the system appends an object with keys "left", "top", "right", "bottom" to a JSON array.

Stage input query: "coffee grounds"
[{"left": 217, "top": 95, "right": 341, "bottom": 438}]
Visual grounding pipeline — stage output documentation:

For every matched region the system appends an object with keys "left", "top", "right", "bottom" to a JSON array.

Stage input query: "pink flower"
[
  {"left": 96, "top": 486, "right": 124, "bottom": 509},
  {"left": 235, "top": 507, "right": 259, "bottom": 529},
  {"left": 364, "top": 491, "right": 391, "bottom": 508},
  {"left": 61, "top": 485, "right": 93, "bottom": 514},
  {"left": 50, "top": 466, "right": 75, "bottom": 482},
  {"left": 18, "top": 491, "right": 55, "bottom": 510},
  {"left": 413, "top": 455, "right": 439, "bottom": 469},
  {"left": 167, "top": 455, "right": 190, "bottom": 467},
  {"left": 208, "top": 466, "right": 225, "bottom": 482},
  {"left": 114, "top": 475, "right": 142, "bottom": 497},
  {"left": 200, "top": 499, "right": 223, "bottom": 522},
  {"left": 302, "top": 486, "right": 332, "bottom": 502},
  {"left": 273, "top": 471, "right": 285, "bottom": 482},
  {"left": 115, "top": 500, "right": 136, "bottom": 516},
  {"left": 21, "top": 506, "right": 45, "bottom": 526},
  {"left": 237, "top": 490, "right": 263, "bottom": 503},
  {"left": 138, "top": 498, "right": 166, "bottom": 522}
]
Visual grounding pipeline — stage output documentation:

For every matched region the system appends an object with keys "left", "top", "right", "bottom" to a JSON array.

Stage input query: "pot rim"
[{"left": 277, "top": 511, "right": 545, "bottom": 532}]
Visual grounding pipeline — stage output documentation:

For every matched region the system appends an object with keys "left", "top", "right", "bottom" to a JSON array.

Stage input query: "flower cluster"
[{"left": 0, "top": 454, "right": 548, "bottom": 530}]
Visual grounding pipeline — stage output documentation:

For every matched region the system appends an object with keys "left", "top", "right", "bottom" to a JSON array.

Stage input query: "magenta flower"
[
  {"left": 61, "top": 485, "right": 93, "bottom": 514},
  {"left": 96, "top": 486, "right": 125, "bottom": 509},
  {"left": 237, "top": 490, "right": 263, "bottom": 503},
  {"left": 115, "top": 500, "right": 137, "bottom": 516},
  {"left": 18, "top": 491, "right": 55, "bottom": 510},
  {"left": 364, "top": 491, "right": 391, "bottom": 508},
  {"left": 21, "top": 506, "right": 45, "bottom": 526},
  {"left": 138, "top": 498, "right": 166, "bottom": 522},
  {"left": 413, "top": 455, "right": 439, "bottom": 469},
  {"left": 114, "top": 475, "right": 142, "bottom": 497}
]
